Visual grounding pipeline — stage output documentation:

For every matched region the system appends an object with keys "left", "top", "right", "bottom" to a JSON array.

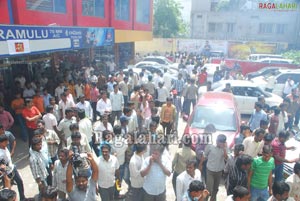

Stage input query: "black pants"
[
  {"left": 91, "top": 102, "right": 97, "bottom": 121},
  {"left": 110, "top": 110, "right": 122, "bottom": 126},
  {"left": 27, "top": 127, "right": 35, "bottom": 148},
  {"left": 161, "top": 121, "right": 173, "bottom": 136},
  {"left": 99, "top": 186, "right": 115, "bottom": 201},
  {"left": 46, "top": 166, "right": 52, "bottom": 186}
]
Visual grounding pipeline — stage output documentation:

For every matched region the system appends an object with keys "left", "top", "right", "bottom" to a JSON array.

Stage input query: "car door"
[
  {"left": 243, "top": 87, "right": 262, "bottom": 114},
  {"left": 231, "top": 86, "right": 246, "bottom": 114},
  {"left": 273, "top": 73, "right": 290, "bottom": 96}
]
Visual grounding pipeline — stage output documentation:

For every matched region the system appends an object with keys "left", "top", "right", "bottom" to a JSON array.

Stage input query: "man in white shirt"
[
  {"left": 76, "top": 95, "right": 93, "bottom": 120},
  {"left": 43, "top": 105, "right": 58, "bottom": 131},
  {"left": 96, "top": 91, "right": 112, "bottom": 117},
  {"left": 176, "top": 160, "right": 201, "bottom": 201},
  {"left": 57, "top": 108, "right": 77, "bottom": 146},
  {"left": 243, "top": 128, "right": 265, "bottom": 158},
  {"left": 59, "top": 92, "right": 75, "bottom": 120},
  {"left": 157, "top": 82, "right": 169, "bottom": 107},
  {"left": 141, "top": 144, "right": 172, "bottom": 200},
  {"left": 110, "top": 83, "right": 124, "bottom": 126},
  {"left": 77, "top": 109, "right": 93, "bottom": 144},
  {"left": 283, "top": 77, "right": 295, "bottom": 98},
  {"left": 162, "top": 69, "right": 173, "bottom": 91},
  {"left": 0, "top": 135, "right": 26, "bottom": 201},
  {"left": 55, "top": 82, "right": 65, "bottom": 102},
  {"left": 97, "top": 143, "right": 120, "bottom": 201},
  {"left": 129, "top": 143, "right": 147, "bottom": 201}
]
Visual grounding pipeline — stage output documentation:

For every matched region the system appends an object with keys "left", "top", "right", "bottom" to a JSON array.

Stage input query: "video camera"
[{"left": 70, "top": 146, "right": 85, "bottom": 169}]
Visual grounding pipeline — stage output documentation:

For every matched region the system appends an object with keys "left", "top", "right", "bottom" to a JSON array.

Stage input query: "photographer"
[
  {"left": 0, "top": 135, "right": 26, "bottom": 201},
  {"left": 66, "top": 152, "right": 98, "bottom": 201}
]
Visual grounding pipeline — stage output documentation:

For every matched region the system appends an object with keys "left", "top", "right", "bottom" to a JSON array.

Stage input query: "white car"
[
  {"left": 134, "top": 61, "right": 178, "bottom": 77},
  {"left": 198, "top": 80, "right": 283, "bottom": 114},
  {"left": 251, "top": 69, "right": 300, "bottom": 96},
  {"left": 142, "top": 56, "right": 179, "bottom": 69}
]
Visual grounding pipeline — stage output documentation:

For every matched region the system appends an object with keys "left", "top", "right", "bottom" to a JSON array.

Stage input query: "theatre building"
[{"left": 0, "top": 0, "right": 153, "bottom": 106}]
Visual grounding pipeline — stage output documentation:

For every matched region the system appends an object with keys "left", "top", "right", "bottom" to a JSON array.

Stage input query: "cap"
[{"left": 120, "top": 115, "right": 130, "bottom": 123}]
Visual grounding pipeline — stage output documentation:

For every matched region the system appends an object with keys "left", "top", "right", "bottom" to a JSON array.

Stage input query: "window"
[
  {"left": 227, "top": 23, "right": 235, "bottom": 33},
  {"left": 26, "top": 0, "right": 66, "bottom": 13},
  {"left": 259, "top": 23, "right": 274, "bottom": 34},
  {"left": 115, "top": 0, "right": 130, "bottom": 21},
  {"left": 136, "top": 0, "right": 150, "bottom": 24},
  {"left": 82, "top": 0, "right": 104, "bottom": 17},
  {"left": 276, "top": 24, "right": 286, "bottom": 34},
  {"left": 208, "top": 23, "right": 222, "bottom": 33}
]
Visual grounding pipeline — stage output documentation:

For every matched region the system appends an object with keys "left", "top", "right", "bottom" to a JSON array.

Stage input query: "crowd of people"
[{"left": 0, "top": 53, "right": 299, "bottom": 201}]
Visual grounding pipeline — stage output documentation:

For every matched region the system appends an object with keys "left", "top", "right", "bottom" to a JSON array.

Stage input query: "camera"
[
  {"left": 0, "top": 159, "right": 14, "bottom": 179},
  {"left": 71, "top": 146, "right": 84, "bottom": 169}
]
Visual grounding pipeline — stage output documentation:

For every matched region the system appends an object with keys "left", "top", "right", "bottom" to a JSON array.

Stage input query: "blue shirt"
[
  {"left": 43, "top": 94, "right": 52, "bottom": 108},
  {"left": 249, "top": 110, "right": 267, "bottom": 131}
]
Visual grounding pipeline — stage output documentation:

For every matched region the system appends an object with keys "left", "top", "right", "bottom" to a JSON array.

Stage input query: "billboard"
[{"left": 0, "top": 25, "right": 114, "bottom": 57}]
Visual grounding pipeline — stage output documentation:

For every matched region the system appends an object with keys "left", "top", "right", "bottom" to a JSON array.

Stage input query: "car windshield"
[{"left": 190, "top": 106, "right": 237, "bottom": 131}]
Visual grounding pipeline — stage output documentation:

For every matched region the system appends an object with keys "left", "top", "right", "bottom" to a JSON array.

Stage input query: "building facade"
[
  {"left": 191, "top": 0, "right": 300, "bottom": 48},
  {"left": 0, "top": 0, "right": 153, "bottom": 63}
]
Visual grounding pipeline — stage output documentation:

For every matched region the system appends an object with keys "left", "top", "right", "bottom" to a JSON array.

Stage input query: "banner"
[{"left": 0, "top": 25, "right": 114, "bottom": 56}]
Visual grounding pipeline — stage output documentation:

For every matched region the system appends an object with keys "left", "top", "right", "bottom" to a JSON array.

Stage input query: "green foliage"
[
  {"left": 153, "top": 0, "right": 188, "bottom": 38},
  {"left": 283, "top": 50, "right": 300, "bottom": 64}
]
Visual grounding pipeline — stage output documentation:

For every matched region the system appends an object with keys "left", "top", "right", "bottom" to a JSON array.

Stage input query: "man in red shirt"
[
  {"left": 0, "top": 104, "right": 14, "bottom": 131},
  {"left": 198, "top": 68, "right": 207, "bottom": 86},
  {"left": 22, "top": 98, "right": 42, "bottom": 147},
  {"left": 271, "top": 130, "right": 299, "bottom": 182}
]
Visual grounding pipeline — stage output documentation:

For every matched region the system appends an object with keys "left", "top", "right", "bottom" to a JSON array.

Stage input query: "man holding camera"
[
  {"left": 66, "top": 152, "right": 98, "bottom": 201},
  {"left": 0, "top": 135, "right": 26, "bottom": 201}
]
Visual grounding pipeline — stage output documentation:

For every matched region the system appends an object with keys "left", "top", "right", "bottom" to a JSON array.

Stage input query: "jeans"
[
  {"left": 16, "top": 114, "right": 28, "bottom": 142},
  {"left": 274, "top": 163, "right": 284, "bottom": 182},
  {"left": 124, "top": 95, "right": 128, "bottom": 106},
  {"left": 250, "top": 186, "right": 269, "bottom": 201},
  {"left": 10, "top": 167, "right": 26, "bottom": 200}
]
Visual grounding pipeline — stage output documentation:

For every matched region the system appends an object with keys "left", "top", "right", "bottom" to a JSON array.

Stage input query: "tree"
[
  {"left": 283, "top": 50, "right": 300, "bottom": 64},
  {"left": 153, "top": 0, "right": 187, "bottom": 38}
]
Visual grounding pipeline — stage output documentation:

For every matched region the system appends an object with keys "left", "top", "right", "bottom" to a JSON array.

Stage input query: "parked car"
[
  {"left": 142, "top": 56, "right": 179, "bottom": 68},
  {"left": 251, "top": 69, "right": 300, "bottom": 96},
  {"left": 198, "top": 80, "right": 283, "bottom": 114},
  {"left": 245, "top": 66, "right": 287, "bottom": 80},
  {"left": 183, "top": 92, "right": 241, "bottom": 149},
  {"left": 134, "top": 61, "right": 178, "bottom": 77}
]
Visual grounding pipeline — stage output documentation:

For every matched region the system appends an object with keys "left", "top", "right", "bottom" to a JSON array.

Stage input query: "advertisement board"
[{"left": 0, "top": 25, "right": 114, "bottom": 56}]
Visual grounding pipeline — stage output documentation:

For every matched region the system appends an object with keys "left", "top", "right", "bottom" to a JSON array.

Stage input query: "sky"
[{"left": 177, "top": 0, "right": 192, "bottom": 23}]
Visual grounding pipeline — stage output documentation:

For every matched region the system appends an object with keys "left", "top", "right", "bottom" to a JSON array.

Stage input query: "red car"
[{"left": 183, "top": 92, "right": 241, "bottom": 150}]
